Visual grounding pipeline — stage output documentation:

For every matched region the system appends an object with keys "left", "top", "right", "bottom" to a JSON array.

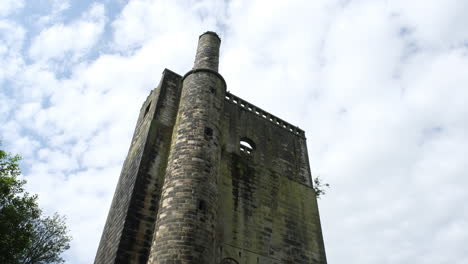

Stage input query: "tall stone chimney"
[{"left": 147, "top": 31, "right": 226, "bottom": 264}]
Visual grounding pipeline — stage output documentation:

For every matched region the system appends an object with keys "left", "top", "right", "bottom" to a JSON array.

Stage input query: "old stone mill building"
[{"left": 94, "top": 32, "right": 327, "bottom": 264}]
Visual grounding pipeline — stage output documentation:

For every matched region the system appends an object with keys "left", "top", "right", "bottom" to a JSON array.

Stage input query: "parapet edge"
[
  {"left": 143, "top": 68, "right": 306, "bottom": 139},
  {"left": 140, "top": 68, "right": 182, "bottom": 110},
  {"left": 225, "top": 91, "right": 306, "bottom": 139},
  {"left": 162, "top": 68, "right": 182, "bottom": 77}
]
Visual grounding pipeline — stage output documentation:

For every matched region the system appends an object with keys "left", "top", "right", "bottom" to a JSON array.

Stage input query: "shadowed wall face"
[{"left": 93, "top": 69, "right": 182, "bottom": 264}]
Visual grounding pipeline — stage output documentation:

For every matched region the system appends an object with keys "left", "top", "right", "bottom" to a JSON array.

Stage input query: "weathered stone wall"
[
  {"left": 94, "top": 31, "right": 327, "bottom": 264},
  {"left": 148, "top": 32, "right": 226, "bottom": 263},
  {"left": 215, "top": 96, "right": 327, "bottom": 264},
  {"left": 94, "top": 69, "right": 182, "bottom": 264}
]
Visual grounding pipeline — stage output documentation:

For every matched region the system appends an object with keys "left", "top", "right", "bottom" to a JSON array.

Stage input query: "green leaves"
[
  {"left": 0, "top": 149, "right": 21, "bottom": 177},
  {"left": 21, "top": 214, "right": 71, "bottom": 264},
  {"left": 0, "top": 144, "right": 71, "bottom": 264},
  {"left": 313, "top": 175, "right": 330, "bottom": 199}
]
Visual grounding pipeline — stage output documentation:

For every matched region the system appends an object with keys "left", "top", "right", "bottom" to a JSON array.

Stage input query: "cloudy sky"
[{"left": 1, "top": 0, "right": 467, "bottom": 263}]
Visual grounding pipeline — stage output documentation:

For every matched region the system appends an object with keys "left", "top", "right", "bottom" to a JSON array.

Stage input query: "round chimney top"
[{"left": 199, "top": 31, "right": 221, "bottom": 42}]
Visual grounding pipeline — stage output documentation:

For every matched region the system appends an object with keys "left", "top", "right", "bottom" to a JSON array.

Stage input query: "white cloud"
[
  {"left": 0, "top": 0, "right": 24, "bottom": 17},
  {"left": 111, "top": 0, "right": 227, "bottom": 50},
  {"left": 37, "top": 148, "right": 79, "bottom": 172},
  {"left": 0, "top": 120, "right": 40, "bottom": 160},
  {"left": 28, "top": 3, "right": 106, "bottom": 62},
  {"left": 305, "top": 2, "right": 468, "bottom": 263},
  {"left": 391, "top": 0, "right": 468, "bottom": 50},
  {"left": 36, "top": 0, "right": 71, "bottom": 27},
  {"left": 24, "top": 164, "right": 120, "bottom": 264},
  {"left": 0, "top": 20, "right": 25, "bottom": 83}
]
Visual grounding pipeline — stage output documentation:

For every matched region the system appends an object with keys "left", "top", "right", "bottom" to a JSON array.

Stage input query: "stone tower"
[{"left": 94, "top": 32, "right": 327, "bottom": 264}]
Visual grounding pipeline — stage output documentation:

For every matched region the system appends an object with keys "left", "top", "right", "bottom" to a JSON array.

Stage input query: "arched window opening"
[{"left": 240, "top": 137, "right": 255, "bottom": 155}]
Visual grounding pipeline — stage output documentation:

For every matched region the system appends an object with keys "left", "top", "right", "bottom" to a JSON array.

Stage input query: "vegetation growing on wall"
[{"left": 313, "top": 175, "right": 330, "bottom": 199}]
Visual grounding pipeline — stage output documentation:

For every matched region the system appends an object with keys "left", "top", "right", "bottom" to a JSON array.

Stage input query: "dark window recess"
[
  {"left": 198, "top": 199, "right": 206, "bottom": 212},
  {"left": 204, "top": 127, "right": 213, "bottom": 140},
  {"left": 210, "top": 86, "right": 216, "bottom": 94},
  {"left": 240, "top": 137, "right": 255, "bottom": 155},
  {"left": 144, "top": 102, "right": 151, "bottom": 117}
]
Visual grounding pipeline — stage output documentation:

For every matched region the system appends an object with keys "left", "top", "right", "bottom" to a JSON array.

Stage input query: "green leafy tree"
[
  {"left": 313, "top": 175, "right": 330, "bottom": 199},
  {"left": 0, "top": 145, "right": 71, "bottom": 264},
  {"left": 20, "top": 214, "right": 70, "bottom": 264}
]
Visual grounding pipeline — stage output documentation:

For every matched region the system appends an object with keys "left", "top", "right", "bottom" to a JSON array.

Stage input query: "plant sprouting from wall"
[{"left": 313, "top": 175, "right": 330, "bottom": 199}]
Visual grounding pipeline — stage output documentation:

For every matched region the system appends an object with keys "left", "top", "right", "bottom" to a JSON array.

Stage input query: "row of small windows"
[{"left": 224, "top": 93, "right": 305, "bottom": 137}]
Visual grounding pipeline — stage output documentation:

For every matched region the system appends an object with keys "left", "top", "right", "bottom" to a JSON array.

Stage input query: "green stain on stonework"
[{"left": 217, "top": 149, "right": 322, "bottom": 262}]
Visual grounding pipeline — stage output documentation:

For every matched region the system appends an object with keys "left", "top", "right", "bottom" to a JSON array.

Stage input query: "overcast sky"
[{"left": 1, "top": 0, "right": 467, "bottom": 263}]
